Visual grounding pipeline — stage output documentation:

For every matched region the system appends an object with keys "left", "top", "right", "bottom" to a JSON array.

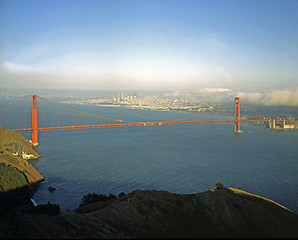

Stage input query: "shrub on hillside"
[
  {"left": 118, "top": 192, "right": 126, "bottom": 197},
  {"left": 0, "top": 163, "right": 28, "bottom": 191},
  {"left": 80, "top": 193, "right": 117, "bottom": 207},
  {"left": 26, "top": 202, "right": 60, "bottom": 215},
  {"left": 215, "top": 182, "right": 224, "bottom": 189}
]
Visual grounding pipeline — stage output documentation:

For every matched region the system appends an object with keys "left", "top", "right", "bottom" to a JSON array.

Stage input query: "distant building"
[{"left": 268, "top": 119, "right": 295, "bottom": 129}]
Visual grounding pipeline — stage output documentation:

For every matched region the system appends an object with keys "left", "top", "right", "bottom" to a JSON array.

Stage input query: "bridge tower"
[
  {"left": 234, "top": 97, "right": 242, "bottom": 133},
  {"left": 32, "top": 95, "right": 38, "bottom": 146}
]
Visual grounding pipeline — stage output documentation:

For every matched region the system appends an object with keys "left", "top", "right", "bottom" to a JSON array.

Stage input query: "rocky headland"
[
  {"left": 0, "top": 125, "right": 43, "bottom": 191},
  {"left": 0, "top": 126, "right": 298, "bottom": 238},
  {"left": 0, "top": 126, "right": 44, "bottom": 215}
]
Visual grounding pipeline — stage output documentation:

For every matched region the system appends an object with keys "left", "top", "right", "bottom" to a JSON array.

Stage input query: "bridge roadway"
[{"left": 14, "top": 119, "right": 270, "bottom": 133}]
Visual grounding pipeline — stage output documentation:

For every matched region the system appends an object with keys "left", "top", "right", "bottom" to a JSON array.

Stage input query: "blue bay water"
[{"left": 1, "top": 97, "right": 298, "bottom": 213}]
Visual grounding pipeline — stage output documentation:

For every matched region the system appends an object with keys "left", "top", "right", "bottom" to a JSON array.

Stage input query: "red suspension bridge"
[{"left": 0, "top": 95, "right": 279, "bottom": 146}]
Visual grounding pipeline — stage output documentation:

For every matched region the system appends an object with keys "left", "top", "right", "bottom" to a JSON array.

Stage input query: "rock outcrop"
[{"left": 0, "top": 125, "right": 43, "bottom": 192}]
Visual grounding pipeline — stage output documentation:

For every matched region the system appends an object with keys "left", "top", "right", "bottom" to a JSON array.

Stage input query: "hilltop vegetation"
[
  {"left": 1, "top": 187, "right": 298, "bottom": 238},
  {"left": 0, "top": 125, "right": 43, "bottom": 192},
  {"left": 0, "top": 163, "right": 28, "bottom": 191}
]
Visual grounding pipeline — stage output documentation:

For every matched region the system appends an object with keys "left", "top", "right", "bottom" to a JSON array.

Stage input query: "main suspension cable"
[
  {"left": 36, "top": 95, "right": 135, "bottom": 123},
  {"left": 171, "top": 98, "right": 234, "bottom": 122},
  {"left": 0, "top": 96, "right": 32, "bottom": 114}
]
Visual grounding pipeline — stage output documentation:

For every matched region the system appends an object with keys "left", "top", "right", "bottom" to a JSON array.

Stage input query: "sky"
[{"left": 0, "top": 0, "right": 298, "bottom": 104}]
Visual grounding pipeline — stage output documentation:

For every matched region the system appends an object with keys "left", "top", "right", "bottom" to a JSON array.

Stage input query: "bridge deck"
[{"left": 14, "top": 119, "right": 270, "bottom": 132}]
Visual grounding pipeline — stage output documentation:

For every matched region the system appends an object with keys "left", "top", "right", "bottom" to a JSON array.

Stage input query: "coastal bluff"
[
  {"left": 1, "top": 188, "right": 298, "bottom": 238},
  {"left": 0, "top": 125, "right": 43, "bottom": 193}
]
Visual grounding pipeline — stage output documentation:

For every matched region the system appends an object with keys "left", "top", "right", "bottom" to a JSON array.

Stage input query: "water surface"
[{"left": 1, "top": 97, "right": 297, "bottom": 213}]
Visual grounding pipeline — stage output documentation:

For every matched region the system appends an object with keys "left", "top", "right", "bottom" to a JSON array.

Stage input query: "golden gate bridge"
[{"left": 0, "top": 95, "right": 284, "bottom": 146}]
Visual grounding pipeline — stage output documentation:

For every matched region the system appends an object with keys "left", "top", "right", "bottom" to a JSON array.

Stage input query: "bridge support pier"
[
  {"left": 32, "top": 95, "right": 38, "bottom": 146},
  {"left": 234, "top": 97, "right": 243, "bottom": 133}
]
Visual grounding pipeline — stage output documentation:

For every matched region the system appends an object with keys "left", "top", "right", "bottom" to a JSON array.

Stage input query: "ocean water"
[{"left": 1, "top": 97, "right": 298, "bottom": 213}]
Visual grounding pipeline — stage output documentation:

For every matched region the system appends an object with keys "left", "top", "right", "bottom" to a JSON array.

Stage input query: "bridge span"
[
  {"left": 14, "top": 119, "right": 270, "bottom": 133},
  {"left": 0, "top": 95, "right": 273, "bottom": 146}
]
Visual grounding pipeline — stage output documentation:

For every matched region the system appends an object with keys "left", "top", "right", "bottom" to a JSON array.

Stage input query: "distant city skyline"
[{"left": 0, "top": 0, "right": 297, "bottom": 105}]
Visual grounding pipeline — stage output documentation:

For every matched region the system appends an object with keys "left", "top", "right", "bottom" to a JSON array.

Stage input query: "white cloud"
[
  {"left": 2, "top": 62, "right": 48, "bottom": 74},
  {"left": 1, "top": 60, "right": 103, "bottom": 82},
  {"left": 2, "top": 59, "right": 297, "bottom": 106},
  {"left": 1, "top": 53, "right": 235, "bottom": 90},
  {"left": 236, "top": 89, "right": 298, "bottom": 106},
  {"left": 162, "top": 88, "right": 298, "bottom": 106},
  {"left": 199, "top": 88, "right": 232, "bottom": 93},
  {"left": 163, "top": 90, "right": 194, "bottom": 97}
]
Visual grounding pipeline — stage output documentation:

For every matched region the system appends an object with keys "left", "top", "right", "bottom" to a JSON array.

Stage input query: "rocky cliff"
[
  {"left": 0, "top": 125, "right": 43, "bottom": 192},
  {"left": 0, "top": 125, "right": 44, "bottom": 217}
]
